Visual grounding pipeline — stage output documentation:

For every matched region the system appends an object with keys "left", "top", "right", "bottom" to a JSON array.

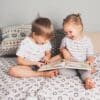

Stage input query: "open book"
[{"left": 38, "top": 59, "right": 92, "bottom": 71}]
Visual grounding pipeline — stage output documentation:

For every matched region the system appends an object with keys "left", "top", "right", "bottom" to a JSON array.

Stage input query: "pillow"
[
  {"left": 0, "top": 27, "right": 64, "bottom": 56},
  {"left": 86, "top": 32, "right": 100, "bottom": 53},
  {"left": 51, "top": 30, "right": 65, "bottom": 56},
  {"left": 51, "top": 31, "right": 100, "bottom": 56},
  {"left": 0, "top": 24, "right": 31, "bottom": 56},
  {"left": 0, "top": 29, "right": 2, "bottom": 43}
]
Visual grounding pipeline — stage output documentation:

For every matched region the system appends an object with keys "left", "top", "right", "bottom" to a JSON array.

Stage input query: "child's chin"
[{"left": 68, "top": 36, "right": 74, "bottom": 39}]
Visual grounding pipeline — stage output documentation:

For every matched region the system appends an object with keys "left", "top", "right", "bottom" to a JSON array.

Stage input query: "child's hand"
[
  {"left": 61, "top": 48, "right": 71, "bottom": 60},
  {"left": 86, "top": 56, "right": 95, "bottom": 65},
  {"left": 36, "top": 62, "right": 44, "bottom": 68},
  {"left": 42, "top": 56, "right": 50, "bottom": 64},
  {"left": 86, "top": 60, "right": 93, "bottom": 65},
  {"left": 91, "top": 67, "right": 96, "bottom": 74},
  {"left": 86, "top": 56, "right": 96, "bottom": 74}
]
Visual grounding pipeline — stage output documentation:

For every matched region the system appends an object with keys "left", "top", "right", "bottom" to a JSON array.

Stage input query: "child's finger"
[
  {"left": 44, "top": 59, "right": 49, "bottom": 64},
  {"left": 86, "top": 61, "right": 91, "bottom": 65},
  {"left": 53, "top": 70, "right": 59, "bottom": 76},
  {"left": 40, "top": 62, "right": 45, "bottom": 66}
]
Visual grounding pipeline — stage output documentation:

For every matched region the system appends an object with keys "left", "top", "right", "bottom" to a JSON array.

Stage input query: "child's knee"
[
  {"left": 81, "top": 71, "right": 91, "bottom": 81},
  {"left": 8, "top": 67, "right": 18, "bottom": 77}
]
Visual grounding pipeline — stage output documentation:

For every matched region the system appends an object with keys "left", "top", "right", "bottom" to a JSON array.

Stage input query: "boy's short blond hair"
[{"left": 30, "top": 17, "right": 53, "bottom": 39}]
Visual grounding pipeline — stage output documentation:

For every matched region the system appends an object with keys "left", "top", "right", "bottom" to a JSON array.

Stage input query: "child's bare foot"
[
  {"left": 84, "top": 78, "right": 95, "bottom": 89},
  {"left": 55, "top": 69, "right": 59, "bottom": 75},
  {"left": 91, "top": 67, "right": 96, "bottom": 74},
  {"left": 42, "top": 70, "right": 59, "bottom": 78}
]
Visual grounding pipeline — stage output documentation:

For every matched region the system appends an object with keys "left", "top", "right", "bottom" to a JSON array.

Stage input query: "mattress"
[{"left": 0, "top": 55, "right": 100, "bottom": 100}]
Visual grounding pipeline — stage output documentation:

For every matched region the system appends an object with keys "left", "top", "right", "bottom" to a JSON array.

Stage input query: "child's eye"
[
  {"left": 68, "top": 31, "right": 72, "bottom": 33},
  {"left": 65, "top": 31, "right": 72, "bottom": 34}
]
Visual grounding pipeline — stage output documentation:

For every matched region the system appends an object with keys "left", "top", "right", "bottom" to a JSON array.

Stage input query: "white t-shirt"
[
  {"left": 16, "top": 37, "right": 52, "bottom": 62},
  {"left": 60, "top": 36, "right": 94, "bottom": 62}
]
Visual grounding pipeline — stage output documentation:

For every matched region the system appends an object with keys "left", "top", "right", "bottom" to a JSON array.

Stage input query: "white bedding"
[{"left": 0, "top": 55, "right": 100, "bottom": 100}]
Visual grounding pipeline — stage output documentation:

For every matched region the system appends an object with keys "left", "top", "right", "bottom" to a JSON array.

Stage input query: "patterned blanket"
[{"left": 0, "top": 55, "right": 100, "bottom": 100}]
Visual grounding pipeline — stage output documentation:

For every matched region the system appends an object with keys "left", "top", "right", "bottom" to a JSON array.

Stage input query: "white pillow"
[{"left": 86, "top": 32, "right": 100, "bottom": 53}]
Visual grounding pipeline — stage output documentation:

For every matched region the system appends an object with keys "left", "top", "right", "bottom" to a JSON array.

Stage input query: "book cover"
[{"left": 38, "top": 59, "right": 92, "bottom": 71}]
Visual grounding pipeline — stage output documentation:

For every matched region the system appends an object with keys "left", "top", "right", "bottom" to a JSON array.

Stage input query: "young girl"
[
  {"left": 8, "top": 17, "right": 58, "bottom": 78},
  {"left": 59, "top": 14, "right": 95, "bottom": 89}
]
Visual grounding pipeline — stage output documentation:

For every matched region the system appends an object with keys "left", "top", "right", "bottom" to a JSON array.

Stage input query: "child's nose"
[
  {"left": 41, "top": 41, "right": 45, "bottom": 44},
  {"left": 41, "top": 43, "right": 45, "bottom": 44},
  {"left": 67, "top": 32, "right": 72, "bottom": 36}
]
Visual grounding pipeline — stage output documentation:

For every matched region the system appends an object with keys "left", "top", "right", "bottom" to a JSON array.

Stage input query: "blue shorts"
[{"left": 31, "top": 65, "right": 39, "bottom": 71}]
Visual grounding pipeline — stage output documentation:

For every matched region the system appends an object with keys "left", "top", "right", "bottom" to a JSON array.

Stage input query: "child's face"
[
  {"left": 63, "top": 23, "right": 82, "bottom": 39},
  {"left": 34, "top": 35, "right": 48, "bottom": 44}
]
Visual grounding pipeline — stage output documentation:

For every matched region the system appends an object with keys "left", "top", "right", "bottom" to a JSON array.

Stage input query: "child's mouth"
[
  {"left": 70, "top": 36, "right": 74, "bottom": 39},
  {"left": 67, "top": 35, "right": 74, "bottom": 39}
]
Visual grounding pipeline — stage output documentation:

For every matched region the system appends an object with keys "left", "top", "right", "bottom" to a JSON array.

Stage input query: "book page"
[
  {"left": 65, "top": 60, "right": 92, "bottom": 70},
  {"left": 38, "top": 59, "right": 92, "bottom": 71},
  {"left": 38, "top": 59, "right": 65, "bottom": 71}
]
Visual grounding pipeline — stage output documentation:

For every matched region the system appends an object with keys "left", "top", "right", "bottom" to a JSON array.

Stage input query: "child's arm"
[
  {"left": 60, "top": 47, "right": 71, "bottom": 60},
  {"left": 17, "top": 56, "right": 44, "bottom": 67},
  {"left": 42, "top": 51, "right": 51, "bottom": 64},
  {"left": 86, "top": 56, "right": 96, "bottom": 74},
  {"left": 50, "top": 54, "right": 62, "bottom": 63},
  {"left": 86, "top": 37, "right": 95, "bottom": 65},
  {"left": 60, "top": 37, "right": 71, "bottom": 60}
]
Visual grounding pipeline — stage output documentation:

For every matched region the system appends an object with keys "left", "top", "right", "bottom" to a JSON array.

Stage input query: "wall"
[{"left": 0, "top": 0, "right": 100, "bottom": 32}]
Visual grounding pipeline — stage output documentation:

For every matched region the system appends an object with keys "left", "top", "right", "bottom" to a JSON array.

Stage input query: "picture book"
[{"left": 38, "top": 59, "right": 92, "bottom": 71}]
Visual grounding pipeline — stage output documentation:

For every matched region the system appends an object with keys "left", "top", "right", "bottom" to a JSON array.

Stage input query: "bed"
[
  {"left": 0, "top": 55, "right": 100, "bottom": 100},
  {"left": 0, "top": 25, "right": 100, "bottom": 100}
]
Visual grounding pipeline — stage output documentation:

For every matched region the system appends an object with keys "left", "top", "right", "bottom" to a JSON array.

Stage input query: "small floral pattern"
[
  {"left": 0, "top": 25, "right": 31, "bottom": 56},
  {"left": 0, "top": 54, "right": 100, "bottom": 100},
  {"left": 0, "top": 25, "right": 100, "bottom": 100}
]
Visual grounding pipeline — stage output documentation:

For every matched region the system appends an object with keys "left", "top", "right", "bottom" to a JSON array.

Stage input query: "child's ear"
[
  {"left": 30, "top": 32, "right": 35, "bottom": 38},
  {"left": 32, "top": 32, "right": 35, "bottom": 36},
  {"left": 78, "top": 25, "right": 83, "bottom": 31},
  {"left": 32, "top": 32, "right": 35, "bottom": 34}
]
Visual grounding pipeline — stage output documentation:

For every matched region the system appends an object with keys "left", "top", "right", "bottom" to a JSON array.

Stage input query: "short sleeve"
[
  {"left": 16, "top": 39, "right": 27, "bottom": 57},
  {"left": 86, "top": 38, "right": 94, "bottom": 56},
  {"left": 60, "top": 37, "right": 67, "bottom": 48},
  {"left": 45, "top": 41, "right": 52, "bottom": 51}
]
